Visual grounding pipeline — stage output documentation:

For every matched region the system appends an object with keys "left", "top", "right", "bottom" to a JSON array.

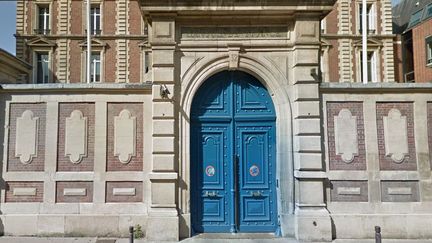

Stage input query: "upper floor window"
[
  {"left": 359, "top": 3, "right": 376, "bottom": 34},
  {"left": 90, "top": 6, "right": 101, "bottom": 35},
  {"left": 36, "top": 52, "right": 49, "bottom": 83},
  {"left": 426, "top": 36, "right": 432, "bottom": 67},
  {"left": 360, "top": 50, "right": 378, "bottom": 82},
  {"left": 36, "top": 6, "right": 50, "bottom": 35},
  {"left": 90, "top": 53, "right": 101, "bottom": 82}
]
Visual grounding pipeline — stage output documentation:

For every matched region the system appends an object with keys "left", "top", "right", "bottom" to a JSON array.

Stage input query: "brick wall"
[
  {"left": 5, "top": 182, "right": 44, "bottom": 203},
  {"left": 376, "top": 102, "right": 416, "bottom": 171},
  {"left": 57, "top": 103, "right": 95, "bottom": 171},
  {"left": 56, "top": 181, "right": 93, "bottom": 203},
  {"left": 7, "top": 103, "right": 46, "bottom": 172},
  {"left": 428, "top": 102, "right": 432, "bottom": 167},
  {"left": 412, "top": 20, "right": 432, "bottom": 83},
  {"left": 327, "top": 102, "right": 366, "bottom": 170},
  {"left": 107, "top": 103, "right": 143, "bottom": 171}
]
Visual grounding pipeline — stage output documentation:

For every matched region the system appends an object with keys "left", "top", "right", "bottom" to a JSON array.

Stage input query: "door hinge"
[{"left": 276, "top": 179, "right": 279, "bottom": 188}]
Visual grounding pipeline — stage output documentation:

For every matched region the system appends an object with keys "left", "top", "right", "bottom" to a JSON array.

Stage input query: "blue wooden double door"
[{"left": 191, "top": 71, "right": 277, "bottom": 234}]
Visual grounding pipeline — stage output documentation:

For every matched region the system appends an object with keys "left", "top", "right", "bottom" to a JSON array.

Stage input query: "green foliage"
[{"left": 134, "top": 224, "right": 144, "bottom": 239}]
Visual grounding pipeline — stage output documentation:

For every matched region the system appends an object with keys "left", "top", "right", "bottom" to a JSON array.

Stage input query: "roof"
[
  {"left": 392, "top": 0, "right": 432, "bottom": 34},
  {"left": 0, "top": 48, "right": 32, "bottom": 70}
]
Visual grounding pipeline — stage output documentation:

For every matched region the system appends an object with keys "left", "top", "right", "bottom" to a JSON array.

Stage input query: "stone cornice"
[
  {"left": 0, "top": 83, "right": 152, "bottom": 93},
  {"left": 320, "top": 82, "right": 432, "bottom": 92}
]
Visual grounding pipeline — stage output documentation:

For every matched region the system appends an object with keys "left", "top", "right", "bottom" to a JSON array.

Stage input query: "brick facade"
[
  {"left": 327, "top": 102, "right": 366, "bottom": 170},
  {"left": 106, "top": 181, "right": 143, "bottom": 203},
  {"left": 428, "top": 102, "right": 432, "bottom": 167},
  {"left": 376, "top": 102, "right": 416, "bottom": 170},
  {"left": 412, "top": 20, "right": 432, "bottom": 83},
  {"left": 7, "top": 103, "right": 46, "bottom": 172},
  {"left": 56, "top": 181, "right": 93, "bottom": 203},
  {"left": 57, "top": 103, "right": 95, "bottom": 171},
  {"left": 5, "top": 182, "right": 44, "bottom": 203},
  {"left": 107, "top": 103, "right": 143, "bottom": 171}
]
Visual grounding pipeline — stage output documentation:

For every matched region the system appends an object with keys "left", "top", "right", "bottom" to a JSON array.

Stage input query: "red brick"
[
  {"left": 57, "top": 103, "right": 95, "bottom": 172},
  {"left": 376, "top": 102, "right": 417, "bottom": 171},
  {"left": 327, "top": 102, "right": 366, "bottom": 170},
  {"left": 105, "top": 181, "right": 143, "bottom": 202},
  {"left": 5, "top": 182, "right": 44, "bottom": 203},
  {"left": 7, "top": 103, "right": 46, "bottom": 172},
  {"left": 106, "top": 103, "right": 143, "bottom": 171}
]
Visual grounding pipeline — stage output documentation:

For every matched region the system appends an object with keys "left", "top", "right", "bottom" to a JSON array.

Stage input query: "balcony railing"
[
  {"left": 34, "top": 29, "right": 51, "bottom": 35},
  {"left": 404, "top": 71, "right": 415, "bottom": 83},
  {"left": 85, "top": 29, "right": 102, "bottom": 36}
]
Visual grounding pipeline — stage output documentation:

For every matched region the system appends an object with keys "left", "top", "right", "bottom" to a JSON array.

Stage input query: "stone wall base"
[
  {"left": 0, "top": 214, "right": 148, "bottom": 238},
  {"left": 331, "top": 214, "right": 432, "bottom": 239}
]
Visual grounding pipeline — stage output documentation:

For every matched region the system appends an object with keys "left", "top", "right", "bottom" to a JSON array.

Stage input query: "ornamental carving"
[
  {"left": 15, "top": 110, "right": 39, "bottom": 164},
  {"left": 383, "top": 109, "right": 408, "bottom": 163},
  {"left": 114, "top": 109, "right": 136, "bottom": 164},
  {"left": 334, "top": 109, "right": 358, "bottom": 163},
  {"left": 65, "top": 110, "right": 88, "bottom": 164}
]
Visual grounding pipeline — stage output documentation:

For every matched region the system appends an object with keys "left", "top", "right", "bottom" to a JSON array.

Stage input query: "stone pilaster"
[
  {"left": 55, "top": 0, "right": 70, "bottom": 83},
  {"left": 15, "top": 0, "right": 26, "bottom": 60},
  {"left": 115, "top": 0, "right": 129, "bottom": 82},
  {"left": 148, "top": 15, "right": 178, "bottom": 241},
  {"left": 337, "top": 0, "right": 351, "bottom": 35},
  {"left": 381, "top": 0, "right": 395, "bottom": 82},
  {"left": 337, "top": 0, "right": 353, "bottom": 83},
  {"left": 292, "top": 17, "right": 332, "bottom": 242}
]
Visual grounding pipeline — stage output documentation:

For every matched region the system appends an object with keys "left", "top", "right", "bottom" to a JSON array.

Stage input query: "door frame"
[{"left": 179, "top": 55, "right": 294, "bottom": 238}]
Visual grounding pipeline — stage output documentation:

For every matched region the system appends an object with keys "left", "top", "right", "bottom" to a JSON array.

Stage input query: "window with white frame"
[
  {"left": 359, "top": 3, "right": 376, "bottom": 34},
  {"left": 37, "top": 6, "right": 50, "bottom": 35},
  {"left": 35, "top": 52, "right": 49, "bottom": 83},
  {"left": 426, "top": 36, "right": 432, "bottom": 66},
  {"left": 89, "top": 52, "right": 101, "bottom": 82},
  {"left": 90, "top": 6, "right": 101, "bottom": 35},
  {"left": 360, "top": 51, "right": 378, "bottom": 82}
]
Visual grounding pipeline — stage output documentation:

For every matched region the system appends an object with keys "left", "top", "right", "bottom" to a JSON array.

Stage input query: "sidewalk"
[{"left": 1, "top": 237, "right": 432, "bottom": 243}]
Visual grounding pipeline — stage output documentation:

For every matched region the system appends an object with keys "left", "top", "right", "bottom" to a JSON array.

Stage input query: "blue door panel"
[{"left": 191, "top": 71, "right": 278, "bottom": 234}]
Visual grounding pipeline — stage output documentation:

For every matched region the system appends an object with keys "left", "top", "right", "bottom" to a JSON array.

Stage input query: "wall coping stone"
[
  {"left": 0, "top": 83, "right": 152, "bottom": 93},
  {"left": 321, "top": 82, "right": 432, "bottom": 92}
]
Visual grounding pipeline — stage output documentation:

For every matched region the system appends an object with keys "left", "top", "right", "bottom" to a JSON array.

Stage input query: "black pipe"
[
  {"left": 129, "top": 226, "right": 134, "bottom": 243},
  {"left": 375, "top": 226, "right": 382, "bottom": 243}
]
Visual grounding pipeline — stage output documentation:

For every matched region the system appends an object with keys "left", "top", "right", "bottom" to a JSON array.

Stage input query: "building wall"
[
  {"left": 0, "top": 86, "right": 152, "bottom": 237},
  {"left": 412, "top": 20, "right": 432, "bottom": 83},
  {"left": 322, "top": 84, "right": 432, "bottom": 239},
  {"left": 322, "top": 0, "right": 395, "bottom": 83},
  {"left": 15, "top": 0, "right": 146, "bottom": 84}
]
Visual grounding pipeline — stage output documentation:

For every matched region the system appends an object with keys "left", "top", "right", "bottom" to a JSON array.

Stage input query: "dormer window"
[
  {"left": 36, "top": 6, "right": 50, "bottom": 35},
  {"left": 359, "top": 3, "right": 376, "bottom": 34}
]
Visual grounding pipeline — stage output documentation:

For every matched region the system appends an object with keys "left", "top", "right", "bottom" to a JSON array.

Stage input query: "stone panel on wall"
[
  {"left": 327, "top": 102, "right": 366, "bottom": 170},
  {"left": 106, "top": 181, "right": 143, "bottom": 203},
  {"left": 107, "top": 103, "right": 143, "bottom": 171},
  {"left": 58, "top": 103, "right": 95, "bottom": 171},
  {"left": 5, "top": 182, "right": 44, "bottom": 202},
  {"left": 376, "top": 103, "right": 416, "bottom": 170},
  {"left": 330, "top": 180, "right": 368, "bottom": 202},
  {"left": 56, "top": 181, "right": 93, "bottom": 203},
  {"left": 381, "top": 181, "right": 419, "bottom": 202},
  {"left": 7, "top": 103, "right": 46, "bottom": 171}
]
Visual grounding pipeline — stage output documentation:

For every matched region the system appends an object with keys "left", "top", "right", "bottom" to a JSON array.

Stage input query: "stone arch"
[{"left": 178, "top": 54, "right": 294, "bottom": 237}]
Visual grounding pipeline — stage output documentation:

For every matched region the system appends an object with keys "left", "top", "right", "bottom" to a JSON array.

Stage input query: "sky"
[{"left": 0, "top": 0, "right": 403, "bottom": 56}]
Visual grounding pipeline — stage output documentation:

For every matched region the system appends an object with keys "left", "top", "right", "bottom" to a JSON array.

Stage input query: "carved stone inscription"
[
  {"left": 114, "top": 109, "right": 136, "bottom": 164},
  {"left": 65, "top": 110, "right": 88, "bottom": 164},
  {"left": 334, "top": 109, "right": 358, "bottom": 163},
  {"left": 15, "top": 110, "right": 39, "bottom": 164},
  {"left": 181, "top": 26, "right": 289, "bottom": 39},
  {"left": 383, "top": 109, "right": 408, "bottom": 163}
]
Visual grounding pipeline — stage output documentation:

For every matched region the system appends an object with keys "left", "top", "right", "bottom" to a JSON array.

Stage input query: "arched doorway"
[{"left": 190, "top": 70, "right": 278, "bottom": 234}]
